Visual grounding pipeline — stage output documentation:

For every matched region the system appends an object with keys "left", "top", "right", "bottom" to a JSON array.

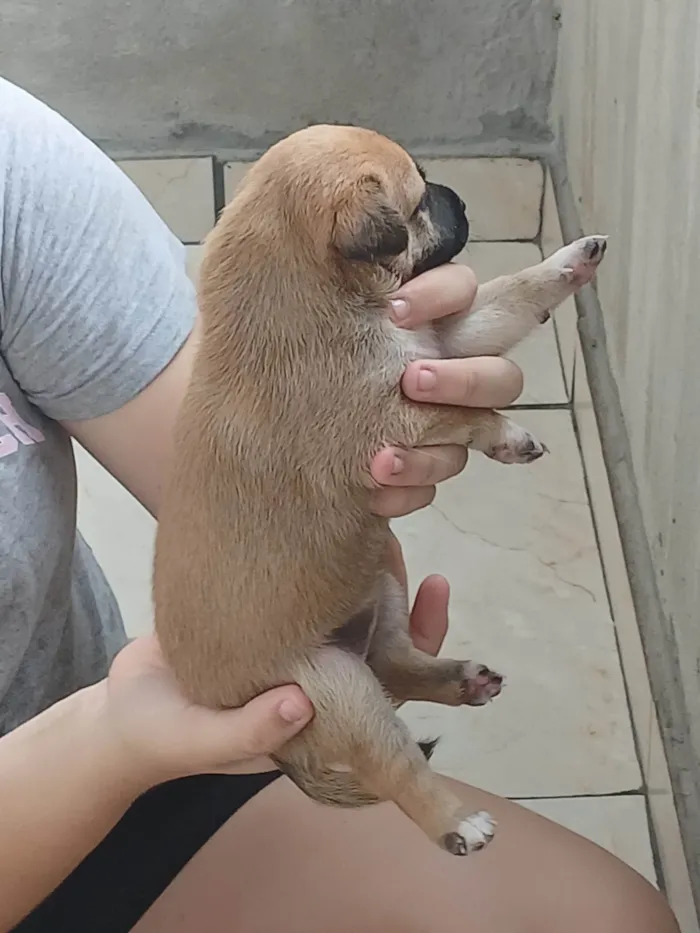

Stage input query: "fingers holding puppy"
[
  {"left": 371, "top": 445, "right": 467, "bottom": 517},
  {"left": 389, "top": 263, "right": 478, "bottom": 327},
  {"left": 371, "top": 357, "right": 523, "bottom": 518},
  {"left": 403, "top": 356, "right": 524, "bottom": 409},
  {"left": 371, "top": 261, "right": 523, "bottom": 519}
]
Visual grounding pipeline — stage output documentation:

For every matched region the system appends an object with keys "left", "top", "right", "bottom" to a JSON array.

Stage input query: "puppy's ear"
[{"left": 333, "top": 177, "right": 408, "bottom": 262}]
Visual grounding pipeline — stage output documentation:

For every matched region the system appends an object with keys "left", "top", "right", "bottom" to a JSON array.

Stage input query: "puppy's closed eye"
[
  {"left": 410, "top": 192, "right": 428, "bottom": 220},
  {"left": 333, "top": 177, "right": 408, "bottom": 263}
]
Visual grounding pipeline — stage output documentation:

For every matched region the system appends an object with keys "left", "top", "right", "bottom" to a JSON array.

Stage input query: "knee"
[{"left": 581, "top": 870, "right": 680, "bottom": 933}]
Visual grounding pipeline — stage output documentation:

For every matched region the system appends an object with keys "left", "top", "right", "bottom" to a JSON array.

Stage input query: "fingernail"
[
  {"left": 390, "top": 298, "right": 410, "bottom": 322},
  {"left": 416, "top": 365, "right": 437, "bottom": 392},
  {"left": 278, "top": 699, "right": 309, "bottom": 724},
  {"left": 391, "top": 455, "right": 405, "bottom": 475}
]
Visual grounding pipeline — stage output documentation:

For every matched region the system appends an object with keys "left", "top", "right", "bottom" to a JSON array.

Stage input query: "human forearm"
[{"left": 0, "top": 682, "right": 147, "bottom": 931}]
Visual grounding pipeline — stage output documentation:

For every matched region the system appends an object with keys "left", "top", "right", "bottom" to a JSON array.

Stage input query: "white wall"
[{"left": 553, "top": 0, "right": 700, "bottom": 919}]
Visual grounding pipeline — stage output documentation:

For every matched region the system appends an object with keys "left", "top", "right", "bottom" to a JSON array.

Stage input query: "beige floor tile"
[
  {"left": 74, "top": 444, "right": 156, "bottom": 637},
  {"left": 519, "top": 796, "right": 657, "bottom": 884},
  {"left": 395, "top": 409, "right": 641, "bottom": 797},
  {"left": 459, "top": 242, "right": 567, "bottom": 404},
  {"left": 423, "top": 158, "right": 544, "bottom": 241},
  {"left": 118, "top": 158, "right": 215, "bottom": 243}
]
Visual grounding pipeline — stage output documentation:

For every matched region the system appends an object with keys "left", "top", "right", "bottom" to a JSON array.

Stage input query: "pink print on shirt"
[{"left": 0, "top": 393, "right": 45, "bottom": 458}]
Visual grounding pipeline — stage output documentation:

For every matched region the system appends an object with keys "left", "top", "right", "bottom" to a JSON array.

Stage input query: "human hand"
[
  {"left": 371, "top": 264, "right": 524, "bottom": 518},
  {"left": 100, "top": 545, "right": 446, "bottom": 791},
  {"left": 103, "top": 637, "right": 314, "bottom": 788}
]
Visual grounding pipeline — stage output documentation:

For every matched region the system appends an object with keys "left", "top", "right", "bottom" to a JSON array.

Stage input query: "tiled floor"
[{"left": 76, "top": 156, "right": 681, "bottom": 897}]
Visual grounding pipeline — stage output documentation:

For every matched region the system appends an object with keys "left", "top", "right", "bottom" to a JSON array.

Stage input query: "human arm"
[
  {"left": 0, "top": 84, "right": 521, "bottom": 521},
  {"left": 0, "top": 560, "right": 451, "bottom": 933},
  {"left": 0, "top": 642, "right": 313, "bottom": 932}
]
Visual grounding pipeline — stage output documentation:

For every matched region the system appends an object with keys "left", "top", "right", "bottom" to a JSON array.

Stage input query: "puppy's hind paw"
[
  {"left": 460, "top": 662, "right": 504, "bottom": 706},
  {"left": 442, "top": 811, "right": 497, "bottom": 856},
  {"left": 486, "top": 423, "right": 548, "bottom": 465}
]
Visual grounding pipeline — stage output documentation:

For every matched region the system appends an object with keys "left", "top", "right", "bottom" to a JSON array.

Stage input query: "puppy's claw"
[
  {"left": 442, "top": 811, "right": 497, "bottom": 856},
  {"left": 460, "top": 662, "right": 504, "bottom": 706},
  {"left": 547, "top": 235, "right": 608, "bottom": 288},
  {"left": 442, "top": 831, "right": 469, "bottom": 856},
  {"left": 487, "top": 424, "right": 547, "bottom": 465}
]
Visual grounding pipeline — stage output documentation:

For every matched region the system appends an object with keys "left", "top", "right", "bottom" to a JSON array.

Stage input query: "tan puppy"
[{"left": 154, "top": 125, "right": 607, "bottom": 856}]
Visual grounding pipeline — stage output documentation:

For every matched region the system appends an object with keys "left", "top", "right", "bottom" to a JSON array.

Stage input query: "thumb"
[
  {"left": 186, "top": 685, "right": 314, "bottom": 766},
  {"left": 409, "top": 575, "right": 450, "bottom": 657}
]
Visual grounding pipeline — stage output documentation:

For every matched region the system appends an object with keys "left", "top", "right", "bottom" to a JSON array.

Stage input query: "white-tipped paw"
[
  {"left": 486, "top": 422, "right": 548, "bottom": 465},
  {"left": 460, "top": 661, "right": 504, "bottom": 705},
  {"left": 548, "top": 235, "right": 608, "bottom": 287},
  {"left": 442, "top": 810, "right": 497, "bottom": 856}
]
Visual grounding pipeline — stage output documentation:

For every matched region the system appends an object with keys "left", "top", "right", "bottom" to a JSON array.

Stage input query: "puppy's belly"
[{"left": 382, "top": 319, "right": 443, "bottom": 365}]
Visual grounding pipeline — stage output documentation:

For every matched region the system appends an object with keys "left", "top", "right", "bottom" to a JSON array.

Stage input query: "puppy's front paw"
[
  {"left": 548, "top": 235, "right": 608, "bottom": 288},
  {"left": 460, "top": 661, "right": 504, "bottom": 706},
  {"left": 486, "top": 422, "right": 548, "bottom": 465},
  {"left": 442, "top": 811, "right": 497, "bottom": 856}
]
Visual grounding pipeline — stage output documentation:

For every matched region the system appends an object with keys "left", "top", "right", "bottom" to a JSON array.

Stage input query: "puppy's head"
[{"left": 246, "top": 125, "right": 469, "bottom": 283}]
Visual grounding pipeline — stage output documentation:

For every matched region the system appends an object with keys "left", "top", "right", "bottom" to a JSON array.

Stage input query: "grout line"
[
  {"left": 212, "top": 159, "right": 227, "bottom": 218},
  {"left": 511, "top": 789, "right": 645, "bottom": 801},
  {"left": 504, "top": 402, "right": 571, "bottom": 411},
  {"left": 470, "top": 237, "right": 539, "bottom": 245},
  {"left": 105, "top": 142, "right": 556, "bottom": 164},
  {"left": 569, "top": 402, "right": 646, "bottom": 765},
  {"left": 541, "top": 247, "right": 574, "bottom": 397},
  {"left": 537, "top": 165, "right": 573, "bottom": 398},
  {"left": 535, "top": 161, "right": 546, "bottom": 246},
  {"left": 551, "top": 310, "right": 571, "bottom": 397},
  {"left": 112, "top": 153, "right": 215, "bottom": 164},
  {"left": 643, "top": 789, "right": 666, "bottom": 896}
]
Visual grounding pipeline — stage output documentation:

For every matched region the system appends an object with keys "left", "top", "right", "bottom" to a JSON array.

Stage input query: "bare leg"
[
  {"left": 133, "top": 774, "right": 679, "bottom": 933},
  {"left": 367, "top": 573, "right": 503, "bottom": 707}
]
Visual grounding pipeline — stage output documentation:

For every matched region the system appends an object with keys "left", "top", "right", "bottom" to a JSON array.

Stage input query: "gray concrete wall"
[{"left": 0, "top": 0, "right": 557, "bottom": 156}]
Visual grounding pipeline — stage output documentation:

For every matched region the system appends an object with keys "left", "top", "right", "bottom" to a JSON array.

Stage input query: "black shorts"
[{"left": 13, "top": 771, "right": 281, "bottom": 933}]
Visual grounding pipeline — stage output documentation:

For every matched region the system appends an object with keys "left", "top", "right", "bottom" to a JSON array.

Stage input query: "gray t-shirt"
[{"left": 0, "top": 78, "right": 196, "bottom": 733}]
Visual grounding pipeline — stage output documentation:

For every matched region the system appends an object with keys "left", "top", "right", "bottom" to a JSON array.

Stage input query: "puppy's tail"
[{"left": 272, "top": 737, "right": 439, "bottom": 808}]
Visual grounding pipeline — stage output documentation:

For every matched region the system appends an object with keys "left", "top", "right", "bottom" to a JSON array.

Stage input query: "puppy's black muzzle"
[{"left": 412, "top": 182, "right": 470, "bottom": 277}]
